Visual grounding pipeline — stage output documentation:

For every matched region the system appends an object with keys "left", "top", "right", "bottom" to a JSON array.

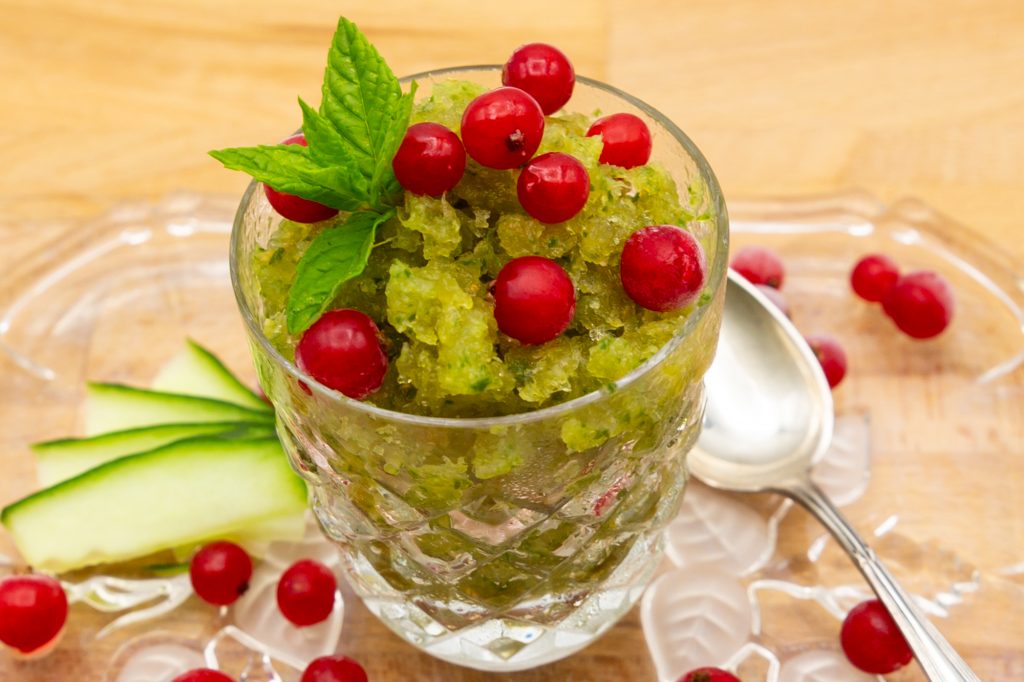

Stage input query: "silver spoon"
[{"left": 690, "top": 271, "right": 980, "bottom": 682}]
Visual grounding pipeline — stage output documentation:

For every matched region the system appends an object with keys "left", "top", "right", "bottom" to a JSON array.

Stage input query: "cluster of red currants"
[
  {"left": 292, "top": 43, "right": 709, "bottom": 400},
  {"left": 851, "top": 253, "right": 954, "bottom": 339},
  {"left": 171, "top": 540, "right": 366, "bottom": 682}
]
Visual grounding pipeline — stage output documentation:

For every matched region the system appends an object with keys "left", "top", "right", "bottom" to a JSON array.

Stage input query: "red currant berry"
[
  {"left": 296, "top": 310, "right": 388, "bottom": 400},
  {"left": 882, "top": 270, "right": 954, "bottom": 339},
  {"left": 501, "top": 43, "right": 575, "bottom": 115},
  {"left": 805, "top": 333, "right": 848, "bottom": 389},
  {"left": 850, "top": 253, "right": 899, "bottom": 303},
  {"left": 460, "top": 87, "right": 544, "bottom": 169},
  {"left": 264, "top": 134, "right": 339, "bottom": 224},
  {"left": 731, "top": 246, "right": 784, "bottom": 289},
  {"left": 676, "top": 667, "right": 741, "bottom": 682},
  {"left": 840, "top": 599, "right": 913, "bottom": 674},
  {"left": 277, "top": 559, "right": 337, "bottom": 627},
  {"left": 516, "top": 152, "right": 590, "bottom": 224},
  {"left": 493, "top": 256, "right": 576, "bottom": 345},
  {"left": 755, "top": 284, "right": 791, "bottom": 318},
  {"left": 392, "top": 122, "right": 466, "bottom": 197},
  {"left": 586, "top": 113, "right": 652, "bottom": 169},
  {"left": 0, "top": 575, "right": 68, "bottom": 654},
  {"left": 301, "top": 655, "right": 369, "bottom": 682},
  {"left": 189, "top": 541, "right": 253, "bottom": 606},
  {"left": 620, "top": 225, "right": 707, "bottom": 312},
  {"left": 170, "top": 670, "right": 235, "bottom": 682}
]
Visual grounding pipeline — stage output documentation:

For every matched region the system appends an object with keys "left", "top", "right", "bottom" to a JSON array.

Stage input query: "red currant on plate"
[
  {"left": 730, "top": 245, "right": 785, "bottom": 289},
  {"left": 805, "top": 333, "right": 848, "bottom": 389},
  {"left": 392, "top": 122, "right": 466, "bottom": 197},
  {"left": 301, "top": 655, "right": 369, "bottom": 682},
  {"left": 461, "top": 87, "right": 545, "bottom": 169},
  {"left": 277, "top": 559, "right": 338, "bottom": 627},
  {"left": 0, "top": 574, "right": 68, "bottom": 654},
  {"left": 516, "top": 152, "right": 590, "bottom": 224},
  {"left": 501, "top": 42, "right": 575, "bottom": 115},
  {"left": 263, "top": 133, "right": 339, "bottom": 224},
  {"left": 170, "top": 670, "right": 235, "bottom": 682},
  {"left": 676, "top": 667, "right": 742, "bottom": 682},
  {"left": 189, "top": 541, "right": 253, "bottom": 606},
  {"left": 840, "top": 599, "right": 913, "bottom": 674},
  {"left": 620, "top": 225, "right": 707, "bottom": 312},
  {"left": 882, "top": 270, "right": 954, "bottom": 339},
  {"left": 296, "top": 309, "right": 388, "bottom": 400},
  {"left": 493, "top": 256, "right": 576, "bottom": 345},
  {"left": 586, "top": 113, "right": 652, "bottom": 169},
  {"left": 850, "top": 253, "right": 899, "bottom": 302}
]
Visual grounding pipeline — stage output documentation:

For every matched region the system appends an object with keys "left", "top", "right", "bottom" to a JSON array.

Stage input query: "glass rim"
[{"left": 229, "top": 65, "right": 729, "bottom": 430}]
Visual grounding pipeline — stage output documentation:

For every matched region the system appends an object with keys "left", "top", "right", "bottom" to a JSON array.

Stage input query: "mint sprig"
[{"left": 210, "top": 16, "right": 416, "bottom": 333}]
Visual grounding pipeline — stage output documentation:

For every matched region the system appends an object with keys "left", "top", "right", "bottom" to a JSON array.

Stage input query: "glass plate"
[{"left": 0, "top": 191, "right": 1021, "bottom": 681}]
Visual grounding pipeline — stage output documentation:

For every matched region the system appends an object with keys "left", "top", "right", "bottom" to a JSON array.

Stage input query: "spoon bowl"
[
  {"left": 690, "top": 271, "right": 980, "bottom": 682},
  {"left": 692, "top": 275, "right": 833, "bottom": 491}
]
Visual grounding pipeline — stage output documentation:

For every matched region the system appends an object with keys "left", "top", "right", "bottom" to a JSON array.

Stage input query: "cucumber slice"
[
  {"left": 2, "top": 437, "right": 307, "bottom": 572},
  {"left": 152, "top": 339, "right": 269, "bottom": 412},
  {"left": 33, "top": 422, "right": 277, "bottom": 486},
  {"left": 84, "top": 383, "right": 273, "bottom": 436},
  {"left": 171, "top": 512, "right": 308, "bottom": 562}
]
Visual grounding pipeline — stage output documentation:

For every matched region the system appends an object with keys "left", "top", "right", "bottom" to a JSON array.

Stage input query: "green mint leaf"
[
  {"left": 319, "top": 17, "right": 406, "bottom": 205},
  {"left": 209, "top": 144, "right": 368, "bottom": 212},
  {"left": 286, "top": 210, "right": 393, "bottom": 334},
  {"left": 372, "top": 82, "right": 417, "bottom": 204}
]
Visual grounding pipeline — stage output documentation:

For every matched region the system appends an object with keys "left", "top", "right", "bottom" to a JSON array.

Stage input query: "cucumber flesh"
[
  {"left": 152, "top": 339, "right": 269, "bottom": 412},
  {"left": 33, "top": 422, "right": 277, "bottom": 486},
  {"left": 2, "top": 437, "right": 307, "bottom": 572},
  {"left": 171, "top": 511, "right": 308, "bottom": 562},
  {"left": 84, "top": 383, "right": 273, "bottom": 436}
]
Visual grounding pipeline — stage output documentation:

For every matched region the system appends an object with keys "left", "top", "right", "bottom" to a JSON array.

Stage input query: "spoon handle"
[{"left": 784, "top": 479, "right": 981, "bottom": 682}]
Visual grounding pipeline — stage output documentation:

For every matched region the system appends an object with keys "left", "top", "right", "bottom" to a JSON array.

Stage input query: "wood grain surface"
[{"left": 1, "top": 1, "right": 1022, "bottom": 680}]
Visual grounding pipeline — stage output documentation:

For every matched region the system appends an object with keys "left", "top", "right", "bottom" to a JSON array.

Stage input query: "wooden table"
[{"left": 1, "top": 1, "right": 1022, "bottom": 680}]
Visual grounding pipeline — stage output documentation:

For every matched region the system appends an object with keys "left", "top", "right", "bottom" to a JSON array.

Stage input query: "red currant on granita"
[
  {"left": 620, "top": 225, "right": 707, "bottom": 312},
  {"left": 392, "top": 122, "right": 466, "bottom": 196},
  {"left": 493, "top": 256, "right": 576, "bottom": 345},
  {"left": 805, "top": 333, "right": 848, "bottom": 389},
  {"left": 882, "top": 270, "right": 954, "bottom": 339},
  {"left": 676, "top": 667, "right": 742, "bottom": 682},
  {"left": 0, "top": 574, "right": 68, "bottom": 654},
  {"left": 840, "top": 599, "right": 913, "bottom": 674},
  {"left": 301, "top": 655, "right": 369, "bottom": 682},
  {"left": 189, "top": 541, "right": 253, "bottom": 606},
  {"left": 586, "top": 113, "right": 652, "bottom": 169},
  {"left": 277, "top": 559, "right": 338, "bottom": 627},
  {"left": 850, "top": 253, "right": 899, "bottom": 302},
  {"left": 263, "top": 134, "right": 339, "bottom": 223},
  {"left": 516, "top": 152, "right": 590, "bottom": 224},
  {"left": 296, "top": 310, "right": 388, "bottom": 400},
  {"left": 461, "top": 87, "right": 545, "bottom": 169},
  {"left": 730, "top": 245, "right": 784, "bottom": 289},
  {"left": 501, "top": 42, "right": 575, "bottom": 115}
]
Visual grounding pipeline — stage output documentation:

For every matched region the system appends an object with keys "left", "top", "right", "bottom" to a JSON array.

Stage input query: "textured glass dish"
[
  {"left": 0, "top": 192, "right": 1020, "bottom": 681},
  {"left": 229, "top": 67, "right": 729, "bottom": 671}
]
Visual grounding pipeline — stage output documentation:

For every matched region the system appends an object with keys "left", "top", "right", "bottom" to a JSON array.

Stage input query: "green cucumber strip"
[
  {"left": 84, "top": 383, "right": 273, "bottom": 436},
  {"left": 33, "top": 422, "right": 276, "bottom": 486},
  {"left": 170, "top": 511, "right": 307, "bottom": 562},
  {"left": 151, "top": 339, "right": 270, "bottom": 412},
  {"left": 2, "top": 436, "right": 307, "bottom": 572}
]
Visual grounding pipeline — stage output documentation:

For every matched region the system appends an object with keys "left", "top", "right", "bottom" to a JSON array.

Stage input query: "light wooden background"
[{"left": 1, "top": 1, "right": 1022, "bottom": 680}]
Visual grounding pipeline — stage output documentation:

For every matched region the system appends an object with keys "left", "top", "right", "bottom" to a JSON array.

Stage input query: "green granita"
[{"left": 252, "top": 80, "right": 712, "bottom": 418}]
